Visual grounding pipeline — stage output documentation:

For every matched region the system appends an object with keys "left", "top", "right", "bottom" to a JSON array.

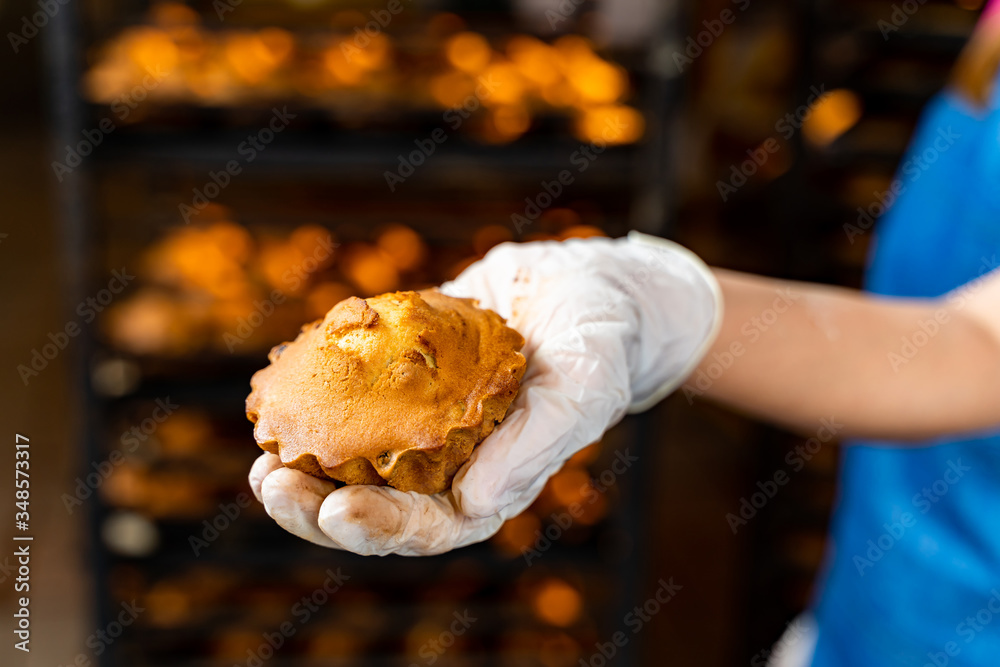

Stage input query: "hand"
[{"left": 249, "top": 233, "right": 721, "bottom": 556}]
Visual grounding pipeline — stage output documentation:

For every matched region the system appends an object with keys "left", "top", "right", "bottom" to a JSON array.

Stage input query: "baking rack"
[{"left": 41, "top": 1, "right": 687, "bottom": 665}]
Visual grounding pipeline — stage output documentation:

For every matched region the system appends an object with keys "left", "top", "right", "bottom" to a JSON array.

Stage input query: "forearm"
[{"left": 691, "top": 268, "right": 1000, "bottom": 441}]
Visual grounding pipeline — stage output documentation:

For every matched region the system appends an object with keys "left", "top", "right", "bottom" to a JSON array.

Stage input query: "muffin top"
[{"left": 246, "top": 289, "right": 526, "bottom": 493}]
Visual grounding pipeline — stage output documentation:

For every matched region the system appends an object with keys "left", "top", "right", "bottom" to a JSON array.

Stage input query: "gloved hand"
[{"left": 248, "top": 233, "right": 722, "bottom": 556}]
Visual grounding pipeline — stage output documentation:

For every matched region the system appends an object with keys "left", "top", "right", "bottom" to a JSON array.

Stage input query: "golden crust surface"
[{"left": 246, "top": 289, "right": 526, "bottom": 494}]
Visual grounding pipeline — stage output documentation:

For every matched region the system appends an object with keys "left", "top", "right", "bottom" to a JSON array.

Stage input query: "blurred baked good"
[{"left": 246, "top": 289, "right": 525, "bottom": 493}]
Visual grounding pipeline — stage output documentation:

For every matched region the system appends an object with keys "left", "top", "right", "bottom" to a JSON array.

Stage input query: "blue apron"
[{"left": 810, "top": 77, "right": 1000, "bottom": 665}]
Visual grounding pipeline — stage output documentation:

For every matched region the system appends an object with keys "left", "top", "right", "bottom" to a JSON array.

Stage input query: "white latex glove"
[{"left": 249, "top": 233, "right": 722, "bottom": 556}]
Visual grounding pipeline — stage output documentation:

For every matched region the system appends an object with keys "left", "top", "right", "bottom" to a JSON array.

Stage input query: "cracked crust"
[{"left": 246, "top": 289, "right": 526, "bottom": 494}]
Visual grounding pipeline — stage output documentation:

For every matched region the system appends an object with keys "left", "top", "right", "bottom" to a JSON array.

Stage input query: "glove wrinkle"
[{"left": 251, "top": 236, "right": 721, "bottom": 556}]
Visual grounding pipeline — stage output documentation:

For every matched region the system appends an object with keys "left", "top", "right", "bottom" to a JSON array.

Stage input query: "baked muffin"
[{"left": 246, "top": 289, "right": 526, "bottom": 494}]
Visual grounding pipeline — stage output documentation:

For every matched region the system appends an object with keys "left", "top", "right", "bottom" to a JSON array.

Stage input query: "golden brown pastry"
[{"left": 246, "top": 289, "right": 526, "bottom": 494}]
